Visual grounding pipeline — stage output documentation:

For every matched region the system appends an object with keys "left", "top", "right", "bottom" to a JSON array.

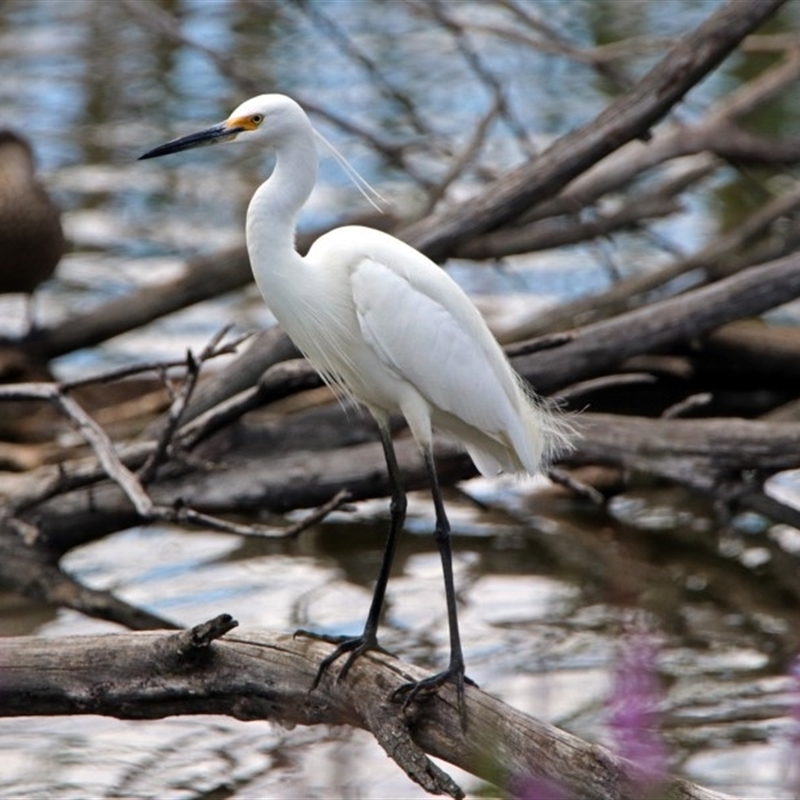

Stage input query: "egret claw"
[
  {"left": 296, "top": 629, "right": 392, "bottom": 690},
  {"left": 393, "top": 666, "right": 476, "bottom": 730}
]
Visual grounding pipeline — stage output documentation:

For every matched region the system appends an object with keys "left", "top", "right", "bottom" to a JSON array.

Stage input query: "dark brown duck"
[{"left": 0, "top": 130, "right": 65, "bottom": 331}]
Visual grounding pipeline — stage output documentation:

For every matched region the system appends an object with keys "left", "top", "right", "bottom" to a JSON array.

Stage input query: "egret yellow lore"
[{"left": 140, "top": 94, "right": 575, "bottom": 723}]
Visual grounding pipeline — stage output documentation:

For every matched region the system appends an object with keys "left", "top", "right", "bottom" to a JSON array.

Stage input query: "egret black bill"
[{"left": 139, "top": 122, "right": 243, "bottom": 160}]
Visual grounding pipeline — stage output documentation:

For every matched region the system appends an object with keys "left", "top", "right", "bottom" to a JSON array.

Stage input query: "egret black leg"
[
  {"left": 303, "top": 425, "right": 407, "bottom": 689},
  {"left": 393, "top": 449, "right": 473, "bottom": 729}
]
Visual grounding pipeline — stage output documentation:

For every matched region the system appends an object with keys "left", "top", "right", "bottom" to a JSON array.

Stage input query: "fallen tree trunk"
[
  {"left": 8, "top": 409, "right": 800, "bottom": 563},
  {"left": 520, "top": 250, "right": 800, "bottom": 393},
  {"left": 0, "top": 616, "right": 735, "bottom": 800}
]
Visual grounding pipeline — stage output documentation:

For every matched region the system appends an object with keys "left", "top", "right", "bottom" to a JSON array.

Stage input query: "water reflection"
[
  {"left": 0, "top": 480, "right": 793, "bottom": 797},
  {"left": 1, "top": 1, "right": 799, "bottom": 798}
]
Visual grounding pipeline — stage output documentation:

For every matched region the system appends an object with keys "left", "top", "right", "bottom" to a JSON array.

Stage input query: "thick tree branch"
[
  {"left": 0, "top": 527, "right": 176, "bottom": 630},
  {"left": 0, "top": 621, "right": 735, "bottom": 800},
  {"left": 401, "top": 0, "right": 787, "bottom": 260},
  {"left": 9, "top": 406, "right": 800, "bottom": 570},
  {"left": 502, "top": 177, "right": 800, "bottom": 341},
  {"left": 517, "top": 249, "right": 800, "bottom": 392}
]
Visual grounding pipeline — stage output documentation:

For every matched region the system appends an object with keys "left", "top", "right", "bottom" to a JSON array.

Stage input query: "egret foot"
[
  {"left": 393, "top": 661, "right": 477, "bottom": 730},
  {"left": 295, "top": 629, "right": 393, "bottom": 690}
]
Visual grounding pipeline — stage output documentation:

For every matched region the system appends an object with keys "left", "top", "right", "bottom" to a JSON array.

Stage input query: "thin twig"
[
  {"left": 422, "top": 98, "right": 501, "bottom": 215},
  {"left": 425, "top": 0, "right": 536, "bottom": 158},
  {"left": 662, "top": 392, "right": 713, "bottom": 420},
  {"left": 58, "top": 331, "right": 251, "bottom": 392},
  {"left": 547, "top": 467, "right": 605, "bottom": 504},
  {"left": 163, "top": 488, "right": 353, "bottom": 540},
  {"left": 54, "top": 392, "right": 155, "bottom": 518},
  {"left": 300, "top": 3, "right": 431, "bottom": 138},
  {"left": 139, "top": 326, "right": 233, "bottom": 484},
  {"left": 121, "top": 0, "right": 416, "bottom": 174},
  {"left": 505, "top": 331, "right": 576, "bottom": 358},
  {"left": 0, "top": 383, "right": 155, "bottom": 518},
  {"left": 178, "top": 359, "right": 322, "bottom": 451},
  {"left": 555, "top": 373, "right": 657, "bottom": 402},
  {"left": 282, "top": 488, "right": 354, "bottom": 538}
]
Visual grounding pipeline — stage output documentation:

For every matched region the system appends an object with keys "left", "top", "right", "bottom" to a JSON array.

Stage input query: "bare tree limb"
[
  {"left": 422, "top": 97, "right": 502, "bottom": 215},
  {"left": 0, "top": 375, "right": 345, "bottom": 545},
  {"left": 138, "top": 326, "right": 233, "bottom": 484},
  {"left": 401, "top": 0, "right": 788, "bottom": 260},
  {"left": 455, "top": 190, "right": 682, "bottom": 260},
  {"left": 516, "top": 249, "right": 800, "bottom": 392},
  {"left": 0, "top": 621, "right": 737, "bottom": 800},
  {"left": 425, "top": 0, "right": 536, "bottom": 158},
  {"left": 120, "top": 0, "right": 419, "bottom": 174},
  {"left": 7, "top": 245, "right": 800, "bottom": 545},
  {"left": 524, "top": 44, "right": 800, "bottom": 227},
  {"left": 0, "top": 524, "right": 177, "bottom": 630},
  {"left": 503, "top": 176, "right": 800, "bottom": 341},
  {"left": 0, "top": 383, "right": 157, "bottom": 518}
]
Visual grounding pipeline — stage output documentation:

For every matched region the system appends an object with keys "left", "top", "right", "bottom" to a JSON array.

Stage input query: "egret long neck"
[{"left": 245, "top": 128, "right": 318, "bottom": 267}]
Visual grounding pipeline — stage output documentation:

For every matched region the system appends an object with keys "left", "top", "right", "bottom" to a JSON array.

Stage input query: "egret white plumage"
[{"left": 140, "top": 94, "right": 574, "bottom": 723}]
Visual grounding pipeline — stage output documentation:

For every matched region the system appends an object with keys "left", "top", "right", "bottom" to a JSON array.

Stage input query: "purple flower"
[
  {"left": 510, "top": 774, "right": 568, "bottom": 800},
  {"left": 787, "top": 654, "right": 800, "bottom": 793},
  {"left": 608, "top": 628, "right": 668, "bottom": 788}
]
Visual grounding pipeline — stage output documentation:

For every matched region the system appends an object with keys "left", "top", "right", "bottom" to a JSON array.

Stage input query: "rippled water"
[{"left": 1, "top": 1, "right": 799, "bottom": 798}]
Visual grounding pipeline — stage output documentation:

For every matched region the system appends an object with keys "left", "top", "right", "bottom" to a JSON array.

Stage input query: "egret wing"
[{"left": 351, "top": 255, "right": 517, "bottom": 434}]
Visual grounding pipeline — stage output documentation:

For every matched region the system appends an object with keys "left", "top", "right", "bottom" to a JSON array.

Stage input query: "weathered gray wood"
[
  {"left": 9, "top": 409, "right": 800, "bottom": 561},
  {"left": 0, "top": 529, "right": 176, "bottom": 630},
  {"left": 519, "top": 251, "right": 800, "bottom": 393},
  {"left": 32, "top": 246, "right": 252, "bottom": 359},
  {"left": 401, "top": 0, "right": 787, "bottom": 260},
  {"left": 572, "top": 413, "right": 800, "bottom": 488},
  {"left": 500, "top": 177, "right": 800, "bottom": 342},
  {"left": 0, "top": 621, "right": 736, "bottom": 800},
  {"left": 699, "top": 320, "right": 800, "bottom": 378}
]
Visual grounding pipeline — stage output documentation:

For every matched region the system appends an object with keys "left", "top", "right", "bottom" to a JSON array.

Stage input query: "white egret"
[{"left": 140, "top": 94, "right": 574, "bottom": 723}]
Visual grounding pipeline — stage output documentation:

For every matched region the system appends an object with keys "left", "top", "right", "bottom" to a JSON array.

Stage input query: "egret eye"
[{"left": 250, "top": 114, "right": 264, "bottom": 126}]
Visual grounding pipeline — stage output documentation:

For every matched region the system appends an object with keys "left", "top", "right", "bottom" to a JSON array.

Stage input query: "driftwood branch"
[
  {"left": 518, "top": 250, "right": 800, "bottom": 392},
  {"left": 0, "top": 524, "right": 176, "bottom": 630},
  {"left": 4, "top": 238, "right": 800, "bottom": 561},
  {"left": 6, "top": 407, "right": 800, "bottom": 586},
  {"left": 0, "top": 619, "right": 735, "bottom": 800},
  {"left": 6, "top": 241, "right": 800, "bottom": 548},
  {"left": 0, "top": 381, "right": 157, "bottom": 518},
  {"left": 504, "top": 172, "right": 800, "bottom": 341},
  {"left": 401, "top": 0, "right": 788, "bottom": 259},
  {"left": 526, "top": 46, "right": 800, "bottom": 224}
]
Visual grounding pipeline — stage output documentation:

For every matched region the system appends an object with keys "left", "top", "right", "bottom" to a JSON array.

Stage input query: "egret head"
[{"left": 139, "top": 94, "right": 309, "bottom": 160}]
